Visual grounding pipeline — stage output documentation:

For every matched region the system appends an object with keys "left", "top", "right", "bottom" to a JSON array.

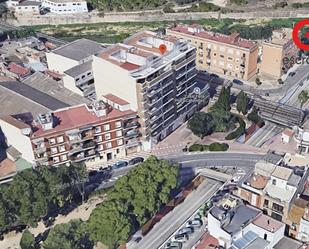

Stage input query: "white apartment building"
[
  {"left": 92, "top": 31, "right": 209, "bottom": 150},
  {"left": 41, "top": 0, "right": 88, "bottom": 13},
  {"left": 13, "top": 0, "right": 41, "bottom": 15},
  {"left": 46, "top": 39, "right": 105, "bottom": 99}
]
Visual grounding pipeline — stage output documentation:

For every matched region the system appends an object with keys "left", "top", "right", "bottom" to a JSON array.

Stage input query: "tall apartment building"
[
  {"left": 166, "top": 24, "right": 259, "bottom": 81},
  {"left": 0, "top": 95, "right": 140, "bottom": 167},
  {"left": 46, "top": 39, "right": 105, "bottom": 100},
  {"left": 92, "top": 31, "right": 208, "bottom": 150},
  {"left": 260, "top": 29, "right": 298, "bottom": 79}
]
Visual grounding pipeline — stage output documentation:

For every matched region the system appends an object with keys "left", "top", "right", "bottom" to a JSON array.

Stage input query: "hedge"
[
  {"left": 225, "top": 116, "right": 246, "bottom": 140},
  {"left": 189, "top": 143, "right": 229, "bottom": 152}
]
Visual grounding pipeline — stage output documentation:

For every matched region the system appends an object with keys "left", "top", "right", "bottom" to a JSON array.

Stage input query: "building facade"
[
  {"left": 166, "top": 24, "right": 259, "bottom": 81},
  {"left": 46, "top": 39, "right": 105, "bottom": 100},
  {"left": 92, "top": 31, "right": 209, "bottom": 150},
  {"left": 0, "top": 96, "right": 141, "bottom": 167},
  {"left": 260, "top": 29, "right": 298, "bottom": 79},
  {"left": 41, "top": 0, "right": 88, "bottom": 13}
]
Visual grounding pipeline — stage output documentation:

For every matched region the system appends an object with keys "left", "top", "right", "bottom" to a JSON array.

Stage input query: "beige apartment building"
[
  {"left": 92, "top": 31, "right": 209, "bottom": 150},
  {"left": 166, "top": 24, "right": 259, "bottom": 81},
  {"left": 260, "top": 28, "right": 298, "bottom": 79}
]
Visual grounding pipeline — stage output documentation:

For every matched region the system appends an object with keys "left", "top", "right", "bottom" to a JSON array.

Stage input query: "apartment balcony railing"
[
  {"left": 176, "top": 70, "right": 187, "bottom": 80},
  {"left": 125, "top": 131, "right": 139, "bottom": 139},
  {"left": 69, "top": 135, "right": 82, "bottom": 144},
  {"left": 34, "top": 146, "right": 47, "bottom": 154},
  {"left": 83, "top": 140, "right": 96, "bottom": 149},
  {"left": 148, "top": 70, "right": 173, "bottom": 87},
  {"left": 126, "top": 138, "right": 140, "bottom": 148},
  {"left": 124, "top": 121, "right": 139, "bottom": 129},
  {"left": 174, "top": 53, "right": 196, "bottom": 70}
]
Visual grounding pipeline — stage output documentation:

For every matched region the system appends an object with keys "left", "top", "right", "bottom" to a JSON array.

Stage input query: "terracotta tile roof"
[
  {"left": 1, "top": 115, "right": 31, "bottom": 129},
  {"left": 120, "top": 62, "right": 140, "bottom": 71},
  {"left": 103, "top": 94, "right": 129, "bottom": 105},
  {"left": 0, "top": 158, "right": 16, "bottom": 179},
  {"left": 253, "top": 214, "right": 285, "bottom": 233},
  {"left": 196, "top": 232, "right": 219, "bottom": 249},
  {"left": 7, "top": 63, "right": 30, "bottom": 77},
  {"left": 169, "top": 24, "right": 257, "bottom": 49},
  {"left": 249, "top": 174, "right": 268, "bottom": 190},
  {"left": 32, "top": 104, "right": 136, "bottom": 138},
  {"left": 44, "top": 70, "right": 62, "bottom": 79}
]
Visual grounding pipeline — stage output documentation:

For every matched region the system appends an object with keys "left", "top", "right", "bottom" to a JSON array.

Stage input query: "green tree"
[
  {"left": 298, "top": 90, "right": 309, "bottom": 107},
  {"left": 248, "top": 107, "right": 264, "bottom": 126},
  {"left": 88, "top": 156, "right": 178, "bottom": 248},
  {"left": 236, "top": 90, "right": 249, "bottom": 115},
  {"left": 20, "top": 229, "right": 36, "bottom": 249},
  {"left": 212, "top": 86, "right": 231, "bottom": 112},
  {"left": 187, "top": 112, "right": 214, "bottom": 138},
  {"left": 43, "top": 219, "right": 93, "bottom": 249}
]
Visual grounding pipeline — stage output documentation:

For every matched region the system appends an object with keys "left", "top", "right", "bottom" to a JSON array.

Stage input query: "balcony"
[
  {"left": 81, "top": 130, "right": 93, "bottom": 141},
  {"left": 83, "top": 140, "right": 96, "bottom": 149},
  {"left": 126, "top": 138, "right": 140, "bottom": 148},
  {"left": 34, "top": 145, "right": 47, "bottom": 154},
  {"left": 125, "top": 130, "right": 139, "bottom": 139},
  {"left": 69, "top": 144, "right": 83, "bottom": 155},
  {"left": 124, "top": 121, "right": 139, "bottom": 129},
  {"left": 68, "top": 134, "right": 82, "bottom": 144},
  {"left": 147, "top": 87, "right": 161, "bottom": 97},
  {"left": 148, "top": 70, "right": 173, "bottom": 87}
]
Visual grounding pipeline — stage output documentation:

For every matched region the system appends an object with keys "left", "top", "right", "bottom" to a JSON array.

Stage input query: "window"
[
  {"left": 272, "top": 179, "right": 276, "bottom": 185},
  {"left": 49, "top": 138, "right": 56, "bottom": 145},
  {"left": 263, "top": 234, "right": 267, "bottom": 240},
  {"left": 116, "top": 130, "right": 122, "bottom": 137},
  {"left": 105, "top": 142, "right": 112, "bottom": 149},
  {"left": 59, "top": 145, "right": 66, "bottom": 152},
  {"left": 264, "top": 199, "right": 269, "bottom": 207},
  {"left": 87, "top": 72, "right": 91, "bottom": 76},
  {"left": 105, "top": 133, "right": 111, "bottom": 140},
  {"left": 97, "top": 135, "right": 102, "bottom": 142},
  {"left": 57, "top": 136, "right": 64, "bottom": 143},
  {"left": 98, "top": 144, "right": 104, "bottom": 151},
  {"left": 227, "top": 57, "right": 233, "bottom": 61},
  {"left": 213, "top": 53, "right": 217, "bottom": 56},
  {"left": 60, "top": 154, "right": 67, "bottom": 161},
  {"left": 51, "top": 147, "right": 58, "bottom": 154},
  {"left": 53, "top": 156, "right": 60, "bottom": 163},
  {"left": 220, "top": 54, "right": 224, "bottom": 58},
  {"left": 95, "top": 126, "right": 102, "bottom": 133},
  {"left": 115, "top": 121, "right": 122, "bottom": 128},
  {"left": 116, "top": 148, "right": 120, "bottom": 154},
  {"left": 104, "top": 124, "right": 110, "bottom": 131},
  {"left": 117, "top": 139, "right": 123, "bottom": 146},
  {"left": 271, "top": 212, "right": 282, "bottom": 222},
  {"left": 272, "top": 203, "right": 284, "bottom": 213}
]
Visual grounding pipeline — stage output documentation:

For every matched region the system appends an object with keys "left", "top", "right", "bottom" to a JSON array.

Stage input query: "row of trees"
[
  {"left": 87, "top": 156, "right": 178, "bottom": 248},
  {"left": 89, "top": 0, "right": 167, "bottom": 11},
  {"left": 0, "top": 163, "right": 87, "bottom": 230}
]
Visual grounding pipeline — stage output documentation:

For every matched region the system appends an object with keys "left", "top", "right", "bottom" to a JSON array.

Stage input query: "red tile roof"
[
  {"left": 103, "top": 94, "right": 129, "bottom": 106},
  {"left": 169, "top": 24, "right": 257, "bottom": 49},
  {"left": 32, "top": 104, "right": 135, "bottom": 138},
  {"left": 120, "top": 62, "right": 141, "bottom": 71},
  {"left": 196, "top": 232, "right": 219, "bottom": 249},
  {"left": 8, "top": 63, "right": 30, "bottom": 77},
  {"left": 283, "top": 128, "right": 294, "bottom": 137},
  {"left": 44, "top": 70, "right": 62, "bottom": 79}
]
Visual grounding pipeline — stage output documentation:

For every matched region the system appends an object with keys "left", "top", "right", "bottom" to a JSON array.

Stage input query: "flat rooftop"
[
  {"left": 22, "top": 72, "right": 90, "bottom": 106},
  {"left": 97, "top": 30, "right": 193, "bottom": 76},
  {"left": 253, "top": 214, "right": 285, "bottom": 233},
  {"left": 168, "top": 24, "right": 257, "bottom": 50},
  {"left": 273, "top": 236, "right": 303, "bottom": 249},
  {"left": 52, "top": 39, "right": 105, "bottom": 61},
  {"left": 63, "top": 61, "right": 92, "bottom": 78},
  {"left": 32, "top": 104, "right": 136, "bottom": 138},
  {"left": 272, "top": 166, "right": 293, "bottom": 181},
  {"left": 264, "top": 182, "right": 296, "bottom": 203}
]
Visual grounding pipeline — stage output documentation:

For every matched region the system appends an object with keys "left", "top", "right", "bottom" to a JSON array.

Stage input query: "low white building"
[
  {"left": 14, "top": 0, "right": 41, "bottom": 15},
  {"left": 41, "top": 0, "right": 88, "bottom": 14},
  {"left": 46, "top": 39, "right": 105, "bottom": 99},
  {"left": 294, "top": 126, "right": 309, "bottom": 154}
]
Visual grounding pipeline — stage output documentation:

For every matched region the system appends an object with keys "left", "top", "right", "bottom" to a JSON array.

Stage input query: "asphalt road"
[
  {"left": 96, "top": 152, "right": 264, "bottom": 189},
  {"left": 132, "top": 179, "right": 222, "bottom": 249}
]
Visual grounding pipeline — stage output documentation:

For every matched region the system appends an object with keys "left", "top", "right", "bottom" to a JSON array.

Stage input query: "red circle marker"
[
  {"left": 159, "top": 44, "right": 167, "bottom": 55},
  {"left": 292, "top": 19, "right": 309, "bottom": 51}
]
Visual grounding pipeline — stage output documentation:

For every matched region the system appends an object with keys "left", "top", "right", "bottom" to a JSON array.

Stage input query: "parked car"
[
  {"left": 178, "top": 226, "right": 194, "bottom": 235},
  {"left": 187, "top": 218, "right": 203, "bottom": 228},
  {"left": 112, "top": 161, "right": 128, "bottom": 169},
  {"left": 165, "top": 241, "right": 183, "bottom": 249},
  {"left": 128, "top": 157, "right": 144, "bottom": 165},
  {"left": 172, "top": 233, "right": 189, "bottom": 243},
  {"left": 288, "top": 72, "right": 296, "bottom": 77},
  {"left": 232, "top": 79, "right": 244, "bottom": 85}
]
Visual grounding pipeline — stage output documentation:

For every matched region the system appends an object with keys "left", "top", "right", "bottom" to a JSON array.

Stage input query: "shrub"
[
  {"left": 189, "top": 144, "right": 209, "bottom": 152},
  {"left": 209, "top": 143, "right": 229, "bottom": 151},
  {"left": 225, "top": 116, "right": 246, "bottom": 140}
]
